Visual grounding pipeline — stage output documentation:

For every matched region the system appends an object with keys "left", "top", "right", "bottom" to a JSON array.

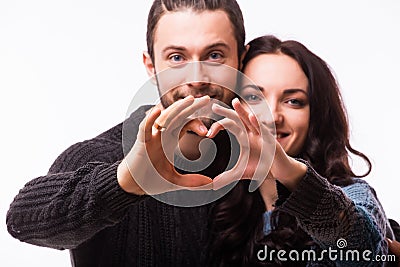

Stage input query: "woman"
[{"left": 208, "top": 35, "right": 396, "bottom": 266}]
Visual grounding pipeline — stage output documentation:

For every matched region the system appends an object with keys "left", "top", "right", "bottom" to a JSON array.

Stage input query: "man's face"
[
  {"left": 143, "top": 9, "right": 240, "bottom": 160},
  {"left": 144, "top": 9, "right": 239, "bottom": 108}
]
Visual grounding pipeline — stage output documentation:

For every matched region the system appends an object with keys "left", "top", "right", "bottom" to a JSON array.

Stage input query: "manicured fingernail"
[{"left": 206, "top": 129, "right": 212, "bottom": 137}]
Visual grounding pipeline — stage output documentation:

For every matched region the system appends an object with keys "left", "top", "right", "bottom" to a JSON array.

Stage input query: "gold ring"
[{"left": 154, "top": 122, "right": 167, "bottom": 132}]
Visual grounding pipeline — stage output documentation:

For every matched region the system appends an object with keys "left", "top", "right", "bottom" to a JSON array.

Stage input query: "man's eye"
[
  {"left": 169, "top": 54, "right": 184, "bottom": 62},
  {"left": 209, "top": 52, "right": 223, "bottom": 61}
]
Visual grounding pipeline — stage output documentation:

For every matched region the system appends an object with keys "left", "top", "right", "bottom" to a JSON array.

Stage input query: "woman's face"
[{"left": 241, "top": 53, "right": 310, "bottom": 156}]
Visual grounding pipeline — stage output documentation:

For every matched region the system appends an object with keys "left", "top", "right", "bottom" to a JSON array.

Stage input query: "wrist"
[
  {"left": 272, "top": 155, "right": 307, "bottom": 191},
  {"left": 289, "top": 158, "right": 307, "bottom": 184},
  {"left": 117, "top": 160, "right": 146, "bottom": 195}
]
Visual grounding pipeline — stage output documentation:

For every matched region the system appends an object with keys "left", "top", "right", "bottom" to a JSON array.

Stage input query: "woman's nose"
[{"left": 270, "top": 104, "right": 283, "bottom": 125}]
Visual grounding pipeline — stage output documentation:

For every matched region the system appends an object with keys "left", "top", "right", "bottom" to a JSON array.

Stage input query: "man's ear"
[
  {"left": 239, "top": 44, "right": 250, "bottom": 71},
  {"left": 143, "top": 51, "right": 155, "bottom": 77}
]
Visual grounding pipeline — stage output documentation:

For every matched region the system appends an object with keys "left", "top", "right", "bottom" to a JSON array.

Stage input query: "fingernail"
[
  {"left": 199, "top": 125, "right": 207, "bottom": 133},
  {"left": 206, "top": 129, "right": 212, "bottom": 137},
  {"left": 212, "top": 103, "right": 221, "bottom": 109}
]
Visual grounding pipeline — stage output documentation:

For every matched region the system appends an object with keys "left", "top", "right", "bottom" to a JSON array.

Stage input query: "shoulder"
[
  {"left": 341, "top": 178, "right": 380, "bottom": 204},
  {"left": 49, "top": 105, "right": 153, "bottom": 173},
  {"left": 96, "top": 104, "right": 153, "bottom": 141},
  {"left": 48, "top": 127, "right": 123, "bottom": 174},
  {"left": 343, "top": 178, "right": 375, "bottom": 193}
]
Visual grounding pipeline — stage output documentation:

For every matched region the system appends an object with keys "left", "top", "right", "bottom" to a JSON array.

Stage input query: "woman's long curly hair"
[{"left": 209, "top": 35, "right": 372, "bottom": 266}]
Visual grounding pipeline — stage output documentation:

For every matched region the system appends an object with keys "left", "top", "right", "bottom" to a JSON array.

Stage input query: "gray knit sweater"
[{"left": 6, "top": 105, "right": 393, "bottom": 266}]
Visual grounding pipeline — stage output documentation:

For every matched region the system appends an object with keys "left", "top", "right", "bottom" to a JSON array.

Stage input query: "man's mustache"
[{"left": 172, "top": 87, "right": 223, "bottom": 102}]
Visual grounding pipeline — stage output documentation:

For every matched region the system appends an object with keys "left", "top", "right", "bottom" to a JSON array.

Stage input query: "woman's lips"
[{"left": 276, "top": 132, "right": 290, "bottom": 143}]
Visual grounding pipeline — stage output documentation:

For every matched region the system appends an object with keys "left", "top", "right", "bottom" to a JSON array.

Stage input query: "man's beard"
[
  {"left": 158, "top": 85, "right": 224, "bottom": 109},
  {"left": 155, "top": 78, "right": 224, "bottom": 109}
]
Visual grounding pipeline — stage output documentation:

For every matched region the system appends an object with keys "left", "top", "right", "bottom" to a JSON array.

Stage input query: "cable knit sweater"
[{"left": 7, "top": 105, "right": 394, "bottom": 266}]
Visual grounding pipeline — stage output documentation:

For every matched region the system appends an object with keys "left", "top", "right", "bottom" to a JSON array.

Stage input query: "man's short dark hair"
[{"left": 146, "top": 0, "right": 245, "bottom": 62}]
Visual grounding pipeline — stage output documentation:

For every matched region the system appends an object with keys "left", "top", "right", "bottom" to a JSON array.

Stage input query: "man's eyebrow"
[
  {"left": 162, "top": 46, "right": 187, "bottom": 54},
  {"left": 205, "top": 42, "right": 231, "bottom": 51},
  {"left": 161, "top": 42, "right": 231, "bottom": 54}
]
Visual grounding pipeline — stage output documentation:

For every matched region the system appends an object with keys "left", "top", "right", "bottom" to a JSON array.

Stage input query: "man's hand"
[{"left": 117, "top": 95, "right": 213, "bottom": 195}]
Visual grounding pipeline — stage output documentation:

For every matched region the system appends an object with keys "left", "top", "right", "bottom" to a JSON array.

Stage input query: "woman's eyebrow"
[
  {"left": 240, "top": 86, "right": 307, "bottom": 96},
  {"left": 241, "top": 84, "right": 264, "bottom": 91},
  {"left": 282, "top": 88, "right": 308, "bottom": 95}
]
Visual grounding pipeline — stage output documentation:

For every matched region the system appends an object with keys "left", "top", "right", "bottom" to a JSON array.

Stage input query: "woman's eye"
[
  {"left": 243, "top": 94, "right": 262, "bottom": 103},
  {"left": 287, "top": 99, "right": 304, "bottom": 106}
]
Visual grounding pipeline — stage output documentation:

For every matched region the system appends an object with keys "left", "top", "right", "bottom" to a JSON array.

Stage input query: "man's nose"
[{"left": 186, "top": 61, "right": 210, "bottom": 87}]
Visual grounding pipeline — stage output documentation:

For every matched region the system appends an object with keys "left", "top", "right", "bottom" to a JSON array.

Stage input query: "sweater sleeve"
[
  {"left": 7, "top": 161, "right": 144, "bottom": 250},
  {"left": 6, "top": 106, "right": 151, "bottom": 250},
  {"left": 278, "top": 160, "right": 389, "bottom": 265}
]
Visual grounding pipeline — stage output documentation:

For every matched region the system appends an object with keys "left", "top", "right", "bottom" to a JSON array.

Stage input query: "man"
[{"left": 7, "top": 0, "right": 246, "bottom": 266}]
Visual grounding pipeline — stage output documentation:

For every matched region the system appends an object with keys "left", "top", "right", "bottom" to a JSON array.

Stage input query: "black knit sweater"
[
  {"left": 7, "top": 105, "right": 395, "bottom": 266},
  {"left": 7, "top": 105, "right": 215, "bottom": 267}
]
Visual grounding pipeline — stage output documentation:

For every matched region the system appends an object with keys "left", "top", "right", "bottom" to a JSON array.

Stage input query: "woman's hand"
[
  {"left": 207, "top": 98, "right": 275, "bottom": 191},
  {"left": 387, "top": 238, "right": 400, "bottom": 266},
  {"left": 269, "top": 142, "right": 307, "bottom": 192},
  {"left": 117, "top": 95, "right": 213, "bottom": 195},
  {"left": 207, "top": 98, "right": 307, "bottom": 192}
]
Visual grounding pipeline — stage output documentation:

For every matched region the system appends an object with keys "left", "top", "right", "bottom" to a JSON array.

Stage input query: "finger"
[
  {"left": 232, "top": 98, "right": 259, "bottom": 135},
  {"left": 249, "top": 113, "right": 261, "bottom": 135},
  {"left": 206, "top": 118, "right": 241, "bottom": 139},
  {"left": 179, "top": 119, "right": 208, "bottom": 139},
  {"left": 173, "top": 174, "right": 213, "bottom": 188},
  {"left": 387, "top": 238, "right": 400, "bottom": 256},
  {"left": 168, "top": 95, "right": 211, "bottom": 131},
  {"left": 211, "top": 103, "right": 245, "bottom": 130},
  {"left": 212, "top": 169, "right": 242, "bottom": 190},
  {"left": 206, "top": 121, "right": 224, "bottom": 138},
  {"left": 250, "top": 115, "right": 275, "bottom": 145},
  {"left": 137, "top": 107, "right": 161, "bottom": 143},
  {"left": 211, "top": 148, "right": 252, "bottom": 190},
  {"left": 155, "top": 95, "right": 195, "bottom": 126},
  {"left": 212, "top": 101, "right": 257, "bottom": 135},
  {"left": 143, "top": 107, "right": 162, "bottom": 142}
]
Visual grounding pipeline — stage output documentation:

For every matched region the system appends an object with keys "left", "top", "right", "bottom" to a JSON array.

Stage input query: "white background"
[{"left": 1, "top": 0, "right": 399, "bottom": 266}]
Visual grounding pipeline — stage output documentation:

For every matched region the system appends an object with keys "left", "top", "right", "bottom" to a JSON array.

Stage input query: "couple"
[{"left": 7, "top": 0, "right": 399, "bottom": 266}]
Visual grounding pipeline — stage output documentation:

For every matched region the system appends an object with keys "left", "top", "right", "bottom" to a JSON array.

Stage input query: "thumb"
[
  {"left": 174, "top": 173, "right": 213, "bottom": 188},
  {"left": 179, "top": 119, "right": 208, "bottom": 139},
  {"left": 387, "top": 238, "right": 400, "bottom": 257}
]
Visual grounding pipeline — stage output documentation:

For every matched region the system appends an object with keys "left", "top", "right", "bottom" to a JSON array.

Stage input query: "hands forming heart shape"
[{"left": 118, "top": 95, "right": 280, "bottom": 205}]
